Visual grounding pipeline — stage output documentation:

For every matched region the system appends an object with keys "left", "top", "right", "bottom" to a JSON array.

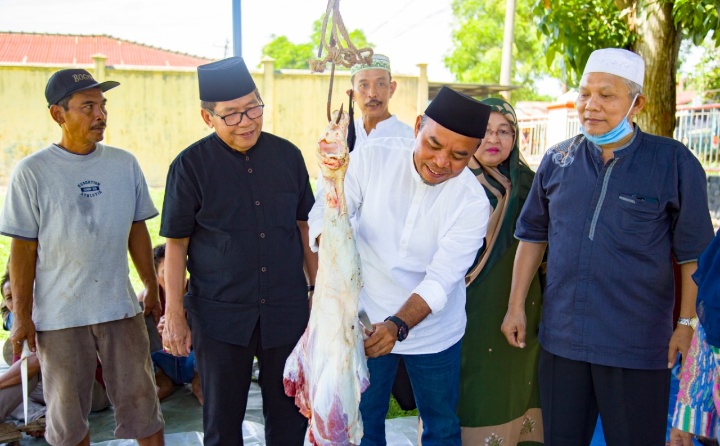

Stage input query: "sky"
[{"left": 0, "top": 0, "right": 457, "bottom": 81}]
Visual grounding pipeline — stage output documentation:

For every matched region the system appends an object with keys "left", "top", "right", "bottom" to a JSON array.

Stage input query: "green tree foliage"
[
  {"left": 536, "top": 0, "right": 719, "bottom": 87},
  {"left": 675, "top": 1, "right": 720, "bottom": 102},
  {"left": 262, "top": 35, "right": 315, "bottom": 70},
  {"left": 445, "top": 0, "right": 559, "bottom": 101},
  {"left": 684, "top": 34, "right": 720, "bottom": 103},
  {"left": 673, "top": 0, "right": 719, "bottom": 46},
  {"left": 534, "top": 0, "right": 632, "bottom": 86},
  {"left": 534, "top": 0, "right": 719, "bottom": 136},
  {"left": 261, "top": 17, "right": 372, "bottom": 70}
]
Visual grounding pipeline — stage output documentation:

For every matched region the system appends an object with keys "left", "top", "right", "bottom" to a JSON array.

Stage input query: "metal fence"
[
  {"left": 517, "top": 117, "right": 547, "bottom": 164},
  {"left": 675, "top": 106, "right": 720, "bottom": 167},
  {"left": 517, "top": 106, "right": 720, "bottom": 169}
]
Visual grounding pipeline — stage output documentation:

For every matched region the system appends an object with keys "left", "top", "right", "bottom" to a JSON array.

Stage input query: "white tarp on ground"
[
  {"left": 90, "top": 431, "right": 204, "bottom": 446},
  {"left": 0, "top": 353, "right": 419, "bottom": 446},
  {"left": 90, "top": 418, "right": 419, "bottom": 446}
]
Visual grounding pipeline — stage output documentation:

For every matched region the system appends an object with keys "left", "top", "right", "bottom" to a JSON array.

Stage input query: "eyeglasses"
[
  {"left": 484, "top": 129, "right": 515, "bottom": 140},
  {"left": 208, "top": 104, "right": 264, "bottom": 126}
]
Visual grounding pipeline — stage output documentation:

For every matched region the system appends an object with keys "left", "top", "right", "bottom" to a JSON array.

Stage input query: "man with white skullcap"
[
  {"left": 346, "top": 53, "right": 414, "bottom": 151},
  {"left": 501, "top": 48, "right": 714, "bottom": 444}
]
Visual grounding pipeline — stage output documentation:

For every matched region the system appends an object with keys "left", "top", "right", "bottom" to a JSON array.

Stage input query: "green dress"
[{"left": 458, "top": 98, "right": 543, "bottom": 445}]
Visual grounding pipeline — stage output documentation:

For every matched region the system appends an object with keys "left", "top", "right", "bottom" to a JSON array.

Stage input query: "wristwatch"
[
  {"left": 384, "top": 316, "right": 409, "bottom": 342},
  {"left": 677, "top": 317, "right": 698, "bottom": 330}
]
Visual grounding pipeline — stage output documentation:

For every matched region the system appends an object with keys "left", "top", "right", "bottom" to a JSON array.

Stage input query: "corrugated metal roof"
[{"left": 0, "top": 32, "right": 212, "bottom": 67}]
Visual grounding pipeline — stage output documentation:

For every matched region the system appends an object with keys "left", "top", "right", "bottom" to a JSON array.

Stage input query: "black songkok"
[
  {"left": 424, "top": 86, "right": 491, "bottom": 139},
  {"left": 198, "top": 57, "right": 256, "bottom": 102}
]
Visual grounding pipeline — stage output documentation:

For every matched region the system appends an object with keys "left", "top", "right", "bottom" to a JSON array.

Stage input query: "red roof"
[{"left": 0, "top": 32, "right": 212, "bottom": 67}]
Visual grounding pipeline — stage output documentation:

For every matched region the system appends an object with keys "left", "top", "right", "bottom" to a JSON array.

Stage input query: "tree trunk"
[{"left": 631, "top": 0, "right": 681, "bottom": 137}]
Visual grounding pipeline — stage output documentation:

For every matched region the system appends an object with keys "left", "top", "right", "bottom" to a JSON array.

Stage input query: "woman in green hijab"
[{"left": 458, "top": 98, "right": 543, "bottom": 445}]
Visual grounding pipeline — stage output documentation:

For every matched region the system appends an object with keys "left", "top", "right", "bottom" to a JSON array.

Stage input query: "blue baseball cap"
[{"left": 45, "top": 68, "right": 119, "bottom": 107}]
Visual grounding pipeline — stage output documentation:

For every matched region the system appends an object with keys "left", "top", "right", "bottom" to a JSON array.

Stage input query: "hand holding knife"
[{"left": 358, "top": 309, "right": 375, "bottom": 339}]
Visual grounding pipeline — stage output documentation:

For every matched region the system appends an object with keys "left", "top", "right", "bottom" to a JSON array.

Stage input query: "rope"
[{"left": 310, "top": 0, "right": 373, "bottom": 121}]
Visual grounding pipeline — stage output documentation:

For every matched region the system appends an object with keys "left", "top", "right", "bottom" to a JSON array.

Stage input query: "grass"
[
  {"left": 129, "top": 188, "right": 167, "bottom": 291},
  {"left": 387, "top": 396, "right": 419, "bottom": 419},
  {"left": 0, "top": 187, "right": 418, "bottom": 420}
]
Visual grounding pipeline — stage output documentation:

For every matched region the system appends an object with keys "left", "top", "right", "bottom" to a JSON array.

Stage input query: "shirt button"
[
  {"left": 255, "top": 201, "right": 260, "bottom": 206},
  {"left": 261, "top": 267, "right": 267, "bottom": 272},
  {"left": 246, "top": 156, "right": 250, "bottom": 161},
  {"left": 260, "top": 233, "right": 265, "bottom": 238},
  {"left": 248, "top": 168, "right": 253, "bottom": 173},
  {"left": 261, "top": 299, "right": 266, "bottom": 304}
]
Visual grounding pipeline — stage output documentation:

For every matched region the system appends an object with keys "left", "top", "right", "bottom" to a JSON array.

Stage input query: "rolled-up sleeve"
[{"left": 413, "top": 195, "right": 489, "bottom": 313}]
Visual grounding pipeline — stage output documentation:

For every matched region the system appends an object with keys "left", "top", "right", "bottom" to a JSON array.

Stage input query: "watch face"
[
  {"left": 397, "top": 325, "right": 408, "bottom": 341},
  {"left": 385, "top": 316, "right": 409, "bottom": 342}
]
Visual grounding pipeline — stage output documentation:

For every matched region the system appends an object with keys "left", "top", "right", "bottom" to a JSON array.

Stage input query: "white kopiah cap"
[{"left": 582, "top": 48, "right": 645, "bottom": 87}]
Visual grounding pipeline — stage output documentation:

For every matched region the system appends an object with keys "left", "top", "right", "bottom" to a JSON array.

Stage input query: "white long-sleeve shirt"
[
  {"left": 309, "top": 137, "right": 490, "bottom": 354},
  {"left": 353, "top": 115, "right": 414, "bottom": 145},
  {"left": 315, "top": 115, "right": 414, "bottom": 191}
]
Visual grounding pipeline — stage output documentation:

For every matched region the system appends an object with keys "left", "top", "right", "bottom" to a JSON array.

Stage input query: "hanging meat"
[{"left": 283, "top": 107, "right": 369, "bottom": 445}]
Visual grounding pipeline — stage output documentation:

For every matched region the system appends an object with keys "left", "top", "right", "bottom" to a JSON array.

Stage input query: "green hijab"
[{"left": 466, "top": 97, "right": 535, "bottom": 286}]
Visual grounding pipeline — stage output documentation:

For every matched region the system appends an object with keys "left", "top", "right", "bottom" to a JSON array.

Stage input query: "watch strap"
[{"left": 677, "top": 317, "right": 698, "bottom": 330}]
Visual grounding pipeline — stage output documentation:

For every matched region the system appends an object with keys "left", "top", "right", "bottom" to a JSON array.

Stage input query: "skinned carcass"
[{"left": 283, "top": 108, "right": 369, "bottom": 445}]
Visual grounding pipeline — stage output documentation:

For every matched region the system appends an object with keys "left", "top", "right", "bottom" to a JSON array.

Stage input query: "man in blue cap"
[
  {"left": 0, "top": 68, "right": 164, "bottom": 445},
  {"left": 309, "top": 86, "right": 492, "bottom": 445},
  {"left": 160, "top": 56, "right": 317, "bottom": 445}
]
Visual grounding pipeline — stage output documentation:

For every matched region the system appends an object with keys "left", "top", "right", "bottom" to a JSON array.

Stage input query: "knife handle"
[{"left": 21, "top": 341, "right": 31, "bottom": 359}]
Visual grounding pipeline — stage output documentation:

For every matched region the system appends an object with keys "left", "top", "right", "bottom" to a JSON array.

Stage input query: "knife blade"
[
  {"left": 358, "top": 309, "right": 375, "bottom": 335},
  {"left": 20, "top": 340, "right": 30, "bottom": 425}
]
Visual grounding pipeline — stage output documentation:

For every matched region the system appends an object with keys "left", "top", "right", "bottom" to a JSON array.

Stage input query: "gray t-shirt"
[{"left": 0, "top": 143, "right": 158, "bottom": 331}]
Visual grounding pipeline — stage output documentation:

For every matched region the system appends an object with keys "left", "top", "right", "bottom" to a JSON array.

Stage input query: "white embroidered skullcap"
[
  {"left": 351, "top": 54, "right": 391, "bottom": 77},
  {"left": 582, "top": 48, "right": 645, "bottom": 87}
]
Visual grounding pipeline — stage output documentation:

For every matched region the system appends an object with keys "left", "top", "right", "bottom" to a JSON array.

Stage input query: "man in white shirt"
[
  {"left": 309, "top": 86, "right": 492, "bottom": 446},
  {"left": 347, "top": 54, "right": 414, "bottom": 151}
]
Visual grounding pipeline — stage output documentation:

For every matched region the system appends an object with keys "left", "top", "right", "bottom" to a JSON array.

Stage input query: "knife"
[
  {"left": 358, "top": 309, "right": 375, "bottom": 336},
  {"left": 20, "top": 340, "right": 30, "bottom": 425}
]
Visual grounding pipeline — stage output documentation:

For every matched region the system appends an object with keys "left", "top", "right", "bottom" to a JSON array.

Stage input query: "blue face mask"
[{"left": 580, "top": 94, "right": 639, "bottom": 146}]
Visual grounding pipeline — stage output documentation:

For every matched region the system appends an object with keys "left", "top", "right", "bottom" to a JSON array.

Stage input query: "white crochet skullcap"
[{"left": 582, "top": 48, "right": 645, "bottom": 87}]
